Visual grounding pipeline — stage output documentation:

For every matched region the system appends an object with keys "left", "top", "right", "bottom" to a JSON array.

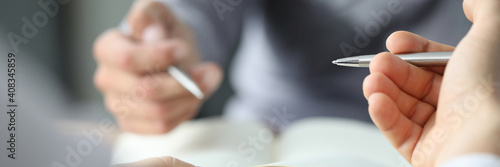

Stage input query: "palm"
[
  {"left": 365, "top": 0, "right": 500, "bottom": 165},
  {"left": 363, "top": 31, "right": 459, "bottom": 166},
  {"left": 364, "top": 29, "right": 500, "bottom": 166}
]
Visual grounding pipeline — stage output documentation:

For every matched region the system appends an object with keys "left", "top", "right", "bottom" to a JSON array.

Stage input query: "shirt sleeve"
[{"left": 439, "top": 153, "right": 500, "bottom": 167}]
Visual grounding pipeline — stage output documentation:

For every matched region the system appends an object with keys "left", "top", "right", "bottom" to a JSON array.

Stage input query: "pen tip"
[{"left": 332, "top": 60, "right": 337, "bottom": 64}]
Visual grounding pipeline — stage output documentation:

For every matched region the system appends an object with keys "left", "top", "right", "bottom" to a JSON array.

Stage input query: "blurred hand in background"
[{"left": 93, "top": 0, "right": 223, "bottom": 134}]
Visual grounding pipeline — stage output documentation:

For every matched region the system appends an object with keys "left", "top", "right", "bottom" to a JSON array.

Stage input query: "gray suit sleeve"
[{"left": 158, "top": 0, "right": 246, "bottom": 67}]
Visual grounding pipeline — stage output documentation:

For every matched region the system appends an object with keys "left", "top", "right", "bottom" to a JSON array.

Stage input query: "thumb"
[
  {"left": 189, "top": 62, "right": 224, "bottom": 99},
  {"left": 451, "top": 0, "right": 500, "bottom": 83},
  {"left": 463, "top": 0, "right": 500, "bottom": 23},
  {"left": 127, "top": 0, "right": 177, "bottom": 41}
]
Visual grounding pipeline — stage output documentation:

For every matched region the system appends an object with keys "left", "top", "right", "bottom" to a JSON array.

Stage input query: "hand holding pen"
[
  {"left": 358, "top": 0, "right": 500, "bottom": 164},
  {"left": 92, "top": 0, "right": 222, "bottom": 134}
]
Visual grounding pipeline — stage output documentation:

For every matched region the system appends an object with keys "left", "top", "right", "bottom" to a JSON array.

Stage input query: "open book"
[{"left": 111, "top": 117, "right": 410, "bottom": 167}]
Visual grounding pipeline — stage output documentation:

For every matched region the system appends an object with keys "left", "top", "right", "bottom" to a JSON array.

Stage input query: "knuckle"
[
  {"left": 155, "top": 122, "right": 173, "bottom": 134},
  {"left": 154, "top": 45, "right": 174, "bottom": 66},
  {"left": 93, "top": 29, "right": 118, "bottom": 61},
  {"left": 116, "top": 47, "right": 135, "bottom": 70},
  {"left": 140, "top": 74, "right": 162, "bottom": 91},
  {"left": 143, "top": 86, "right": 161, "bottom": 99},
  {"left": 93, "top": 36, "right": 107, "bottom": 62},
  {"left": 158, "top": 156, "right": 175, "bottom": 165},
  {"left": 164, "top": 77, "right": 182, "bottom": 90},
  {"left": 127, "top": 14, "right": 148, "bottom": 34},
  {"left": 142, "top": 76, "right": 169, "bottom": 99},
  {"left": 93, "top": 68, "right": 109, "bottom": 91},
  {"left": 149, "top": 104, "right": 170, "bottom": 118},
  {"left": 105, "top": 97, "right": 132, "bottom": 120},
  {"left": 128, "top": 0, "right": 164, "bottom": 33}
]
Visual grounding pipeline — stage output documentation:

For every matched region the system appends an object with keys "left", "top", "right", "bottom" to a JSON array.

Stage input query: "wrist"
[{"left": 470, "top": 0, "right": 500, "bottom": 26}]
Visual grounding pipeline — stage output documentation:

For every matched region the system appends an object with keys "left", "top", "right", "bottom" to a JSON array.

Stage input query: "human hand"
[
  {"left": 363, "top": 0, "right": 500, "bottom": 166},
  {"left": 112, "top": 156, "right": 195, "bottom": 167},
  {"left": 93, "top": 0, "right": 223, "bottom": 134}
]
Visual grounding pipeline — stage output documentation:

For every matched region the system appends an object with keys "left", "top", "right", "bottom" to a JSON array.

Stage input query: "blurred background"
[{"left": 0, "top": 0, "right": 231, "bottom": 122}]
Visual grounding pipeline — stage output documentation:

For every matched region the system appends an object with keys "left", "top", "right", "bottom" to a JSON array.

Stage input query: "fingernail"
[{"left": 142, "top": 24, "right": 164, "bottom": 42}]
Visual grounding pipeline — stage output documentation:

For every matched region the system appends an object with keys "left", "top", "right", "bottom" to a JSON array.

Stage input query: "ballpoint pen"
[
  {"left": 332, "top": 51, "right": 452, "bottom": 67},
  {"left": 167, "top": 66, "right": 204, "bottom": 99}
]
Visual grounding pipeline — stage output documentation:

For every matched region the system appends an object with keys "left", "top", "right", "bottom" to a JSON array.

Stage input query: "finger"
[
  {"left": 386, "top": 31, "right": 455, "bottom": 54},
  {"left": 93, "top": 29, "right": 136, "bottom": 68},
  {"left": 370, "top": 52, "right": 442, "bottom": 107},
  {"left": 94, "top": 66, "right": 140, "bottom": 93},
  {"left": 368, "top": 93, "right": 423, "bottom": 161},
  {"left": 94, "top": 29, "right": 183, "bottom": 74},
  {"left": 103, "top": 94, "right": 138, "bottom": 121},
  {"left": 166, "top": 99, "right": 200, "bottom": 130},
  {"left": 113, "top": 156, "right": 195, "bottom": 167},
  {"left": 94, "top": 31, "right": 182, "bottom": 74},
  {"left": 96, "top": 65, "right": 197, "bottom": 101},
  {"left": 386, "top": 31, "right": 455, "bottom": 75},
  {"left": 127, "top": 0, "right": 177, "bottom": 41},
  {"left": 463, "top": 0, "right": 500, "bottom": 23},
  {"left": 451, "top": 0, "right": 500, "bottom": 89},
  {"left": 363, "top": 73, "right": 436, "bottom": 126},
  {"left": 115, "top": 98, "right": 197, "bottom": 134},
  {"left": 139, "top": 72, "right": 199, "bottom": 101},
  {"left": 104, "top": 93, "right": 192, "bottom": 121},
  {"left": 141, "top": 96, "right": 198, "bottom": 122},
  {"left": 144, "top": 62, "right": 223, "bottom": 101}
]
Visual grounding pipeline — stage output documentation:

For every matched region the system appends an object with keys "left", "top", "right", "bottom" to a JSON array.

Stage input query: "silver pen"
[
  {"left": 332, "top": 51, "right": 452, "bottom": 67},
  {"left": 167, "top": 66, "right": 204, "bottom": 99}
]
